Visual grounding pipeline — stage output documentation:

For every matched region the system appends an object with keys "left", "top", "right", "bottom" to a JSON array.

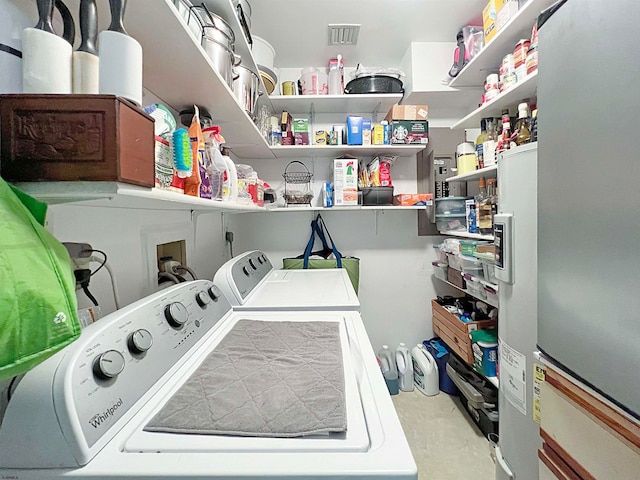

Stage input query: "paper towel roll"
[
  {"left": 21, "top": 27, "right": 72, "bottom": 94},
  {"left": 73, "top": 51, "right": 99, "bottom": 94},
  {"left": 98, "top": 30, "right": 142, "bottom": 105}
]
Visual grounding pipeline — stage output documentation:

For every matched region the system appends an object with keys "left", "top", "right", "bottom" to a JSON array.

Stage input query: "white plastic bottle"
[
  {"left": 411, "top": 344, "right": 439, "bottom": 396},
  {"left": 202, "top": 126, "right": 228, "bottom": 201},
  {"left": 221, "top": 147, "right": 238, "bottom": 203},
  {"left": 378, "top": 345, "right": 399, "bottom": 395},
  {"left": 396, "top": 343, "right": 414, "bottom": 392},
  {"left": 328, "top": 65, "right": 342, "bottom": 95}
]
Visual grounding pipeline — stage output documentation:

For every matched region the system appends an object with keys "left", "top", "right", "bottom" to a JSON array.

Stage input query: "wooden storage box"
[
  {"left": 0, "top": 94, "right": 155, "bottom": 187},
  {"left": 431, "top": 299, "right": 497, "bottom": 364}
]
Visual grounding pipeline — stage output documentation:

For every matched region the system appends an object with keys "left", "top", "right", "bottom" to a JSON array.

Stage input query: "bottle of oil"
[
  {"left": 476, "top": 176, "right": 493, "bottom": 235},
  {"left": 475, "top": 118, "right": 488, "bottom": 169},
  {"left": 515, "top": 102, "right": 531, "bottom": 145}
]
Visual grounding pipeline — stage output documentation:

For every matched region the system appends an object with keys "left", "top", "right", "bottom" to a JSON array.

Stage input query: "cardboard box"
[
  {"left": 475, "top": 244, "right": 496, "bottom": 254},
  {"left": 314, "top": 130, "right": 328, "bottom": 145},
  {"left": 483, "top": 0, "right": 504, "bottom": 45},
  {"left": 385, "top": 104, "right": 429, "bottom": 122},
  {"left": 346, "top": 116, "right": 363, "bottom": 145},
  {"left": 390, "top": 120, "right": 429, "bottom": 144},
  {"left": 393, "top": 193, "right": 433, "bottom": 206},
  {"left": 373, "top": 125, "right": 384, "bottom": 145},
  {"left": 497, "top": 1, "right": 519, "bottom": 31},
  {"left": 333, "top": 157, "right": 358, "bottom": 206},
  {"left": 362, "top": 118, "right": 372, "bottom": 145},
  {"left": 293, "top": 118, "right": 309, "bottom": 145},
  {"left": 0, "top": 94, "right": 155, "bottom": 187}
]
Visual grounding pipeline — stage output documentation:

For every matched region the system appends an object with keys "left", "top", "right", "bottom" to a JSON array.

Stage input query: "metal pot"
[
  {"left": 232, "top": 65, "right": 262, "bottom": 119},
  {"left": 172, "top": 0, "right": 204, "bottom": 40},
  {"left": 344, "top": 75, "right": 404, "bottom": 94},
  {"left": 233, "top": 0, "right": 252, "bottom": 45},
  {"left": 194, "top": 4, "right": 235, "bottom": 45},
  {"left": 201, "top": 33, "right": 241, "bottom": 88}
]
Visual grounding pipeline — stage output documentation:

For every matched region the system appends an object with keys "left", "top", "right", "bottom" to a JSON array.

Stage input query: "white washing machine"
[
  {"left": 0, "top": 280, "right": 416, "bottom": 479},
  {"left": 214, "top": 250, "right": 360, "bottom": 311}
]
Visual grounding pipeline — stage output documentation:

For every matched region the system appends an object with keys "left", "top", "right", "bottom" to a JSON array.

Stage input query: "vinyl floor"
[{"left": 392, "top": 390, "right": 496, "bottom": 480}]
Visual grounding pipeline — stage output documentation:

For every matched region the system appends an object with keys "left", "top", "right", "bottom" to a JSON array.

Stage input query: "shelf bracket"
[
  {"left": 371, "top": 101, "right": 382, "bottom": 122},
  {"left": 309, "top": 102, "right": 316, "bottom": 128}
]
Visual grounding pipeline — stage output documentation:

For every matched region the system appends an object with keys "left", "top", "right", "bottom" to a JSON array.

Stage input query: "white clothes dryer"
[
  {"left": 214, "top": 250, "right": 359, "bottom": 311},
  {"left": 0, "top": 280, "right": 416, "bottom": 479}
]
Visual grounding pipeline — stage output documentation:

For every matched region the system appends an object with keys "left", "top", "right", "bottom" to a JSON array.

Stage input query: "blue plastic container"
[{"left": 423, "top": 338, "right": 460, "bottom": 396}]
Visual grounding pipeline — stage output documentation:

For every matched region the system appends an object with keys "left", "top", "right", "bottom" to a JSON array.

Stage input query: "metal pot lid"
[{"left": 202, "top": 25, "right": 235, "bottom": 50}]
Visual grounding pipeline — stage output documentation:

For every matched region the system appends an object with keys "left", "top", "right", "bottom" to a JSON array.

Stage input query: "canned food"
[
  {"left": 515, "top": 64, "right": 527, "bottom": 82},
  {"left": 526, "top": 47, "right": 538, "bottom": 75},
  {"left": 514, "top": 39, "right": 531, "bottom": 68},
  {"left": 500, "top": 54, "right": 515, "bottom": 76},
  {"left": 485, "top": 73, "right": 499, "bottom": 91},
  {"left": 501, "top": 72, "right": 517, "bottom": 92}
]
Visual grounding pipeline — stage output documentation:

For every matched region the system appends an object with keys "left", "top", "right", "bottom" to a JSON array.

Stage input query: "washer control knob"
[
  {"left": 242, "top": 266, "right": 250, "bottom": 276},
  {"left": 164, "top": 302, "right": 188, "bottom": 328},
  {"left": 207, "top": 285, "right": 221, "bottom": 302},
  {"left": 93, "top": 350, "right": 125, "bottom": 379},
  {"left": 261, "top": 255, "right": 268, "bottom": 263},
  {"left": 249, "top": 259, "right": 257, "bottom": 270},
  {"left": 196, "top": 291, "right": 211, "bottom": 308},
  {"left": 257, "top": 256, "right": 264, "bottom": 264},
  {"left": 127, "top": 329, "right": 153, "bottom": 354}
]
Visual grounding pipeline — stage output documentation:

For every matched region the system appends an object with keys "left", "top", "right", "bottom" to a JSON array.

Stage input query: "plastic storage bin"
[
  {"left": 475, "top": 253, "right": 497, "bottom": 284},
  {"left": 460, "top": 255, "right": 484, "bottom": 279},
  {"left": 482, "top": 281, "right": 499, "bottom": 304},
  {"left": 435, "top": 196, "right": 471, "bottom": 215},
  {"left": 433, "top": 244, "right": 448, "bottom": 264},
  {"left": 436, "top": 214, "right": 466, "bottom": 233},
  {"left": 463, "top": 273, "right": 486, "bottom": 299},
  {"left": 362, "top": 186, "right": 394, "bottom": 205},
  {"left": 432, "top": 261, "right": 448, "bottom": 281},
  {"left": 446, "top": 252, "right": 464, "bottom": 271}
]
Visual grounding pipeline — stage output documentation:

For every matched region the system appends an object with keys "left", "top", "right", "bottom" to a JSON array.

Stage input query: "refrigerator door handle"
[{"left": 492, "top": 444, "right": 515, "bottom": 480}]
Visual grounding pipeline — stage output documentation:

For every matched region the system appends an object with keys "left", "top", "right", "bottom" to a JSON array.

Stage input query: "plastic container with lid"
[
  {"left": 474, "top": 252, "right": 497, "bottom": 284},
  {"left": 436, "top": 214, "right": 466, "bottom": 233},
  {"left": 395, "top": 343, "right": 414, "bottom": 392},
  {"left": 460, "top": 255, "right": 484, "bottom": 279},
  {"left": 470, "top": 329, "right": 498, "bottom": 377},
  {"left": 482, "top": 281, "right": 499, "bottom": 304},
  {"left": 435, "top": 196, "right": 471, "bottom": 215},
  {"left": 463, "top": 273, "right": 486, "bottom": 299},
  {"left": 432, "top": 261, "right": 448, "bottom": 281},
  {"left": 300, "top": 67, "right": 328, "bottom": 95},
  {"left": 411, "top": 344, "right": 439, "bottom": 396},
  {"left": 378, "top": 345, "right": 399, "bottom": 395}
]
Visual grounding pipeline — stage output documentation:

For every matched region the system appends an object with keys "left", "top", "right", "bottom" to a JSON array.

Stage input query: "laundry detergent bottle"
[
  {"left": 202, "top": 126, "right": 228, "bottom": 201},
  {"left": 378, "top": 345, "right": 399, "bottom": 395},
  {"left": 411, "top": 344, "right": 439, "bottom": 396},
  {"left": 396, "top": 343, "right": 414, "bottom": 392}
]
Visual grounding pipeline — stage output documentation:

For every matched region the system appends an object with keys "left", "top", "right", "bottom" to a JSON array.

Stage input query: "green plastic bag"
[
  {"left": 283, "top": 214, "right": 360, "bottom": 294},
  {"left": 0, "top": 179, "right": 81, "bottom": 381}
]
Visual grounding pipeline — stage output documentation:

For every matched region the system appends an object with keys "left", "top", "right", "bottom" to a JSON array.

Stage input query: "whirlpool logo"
[{"left": 88, "top": 398, "right": 124, "bottom": 429}]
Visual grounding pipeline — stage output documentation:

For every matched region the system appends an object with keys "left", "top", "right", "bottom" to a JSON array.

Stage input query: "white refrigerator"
[
  {"left": 536, "top": 0, "right": 640, "bottom": 420},
  {"left": 492, "top": 143, "right": 539, "bottom": 480}
]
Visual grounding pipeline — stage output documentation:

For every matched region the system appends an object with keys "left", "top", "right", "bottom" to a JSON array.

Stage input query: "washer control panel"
[
  {"left": 67, "top": 280, "right": 231, "bottom": 448},
  {"left": 228, "top": 251, "right": 273, "bottom": 301}
]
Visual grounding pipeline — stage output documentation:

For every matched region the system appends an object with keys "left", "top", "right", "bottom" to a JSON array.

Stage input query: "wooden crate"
[
  {"left": 0, "top": 94, "right": 155, "bottom": 187},
  {"left": 431, "top": 299, "right": 497, "bottom": 364}
]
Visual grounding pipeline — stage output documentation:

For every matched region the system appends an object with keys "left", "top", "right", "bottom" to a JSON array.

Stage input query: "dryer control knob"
[
  {"left": 207, "top": 286, "right": 221, "bottom": 302},
  {"left": 196, "top": 291, "right": 211, "bottom": 308},
  {"left": 242, "top": 266, "right": 250, "bottom": 276},
  {"left": 165, "top": 302, "right": 188, "bottom": 328},
  {"left": 93, "top": 350, "right": 125, "bottom": 379},
  {"left": 257, "top": 256, "right": 264, "bottom": 264},
  {"left": 249, "top": 259, "right": 257, "bottom": 270},
  {"left": 128, "top": 329, "right": 153, "bottom": 354}
]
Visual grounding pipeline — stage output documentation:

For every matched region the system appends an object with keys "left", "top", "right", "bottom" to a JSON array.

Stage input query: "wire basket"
[{"left": 283, "top": 160, "right": 313, "bottom": 206}]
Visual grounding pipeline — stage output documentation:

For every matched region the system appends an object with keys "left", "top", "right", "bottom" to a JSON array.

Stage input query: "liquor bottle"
[
  {"left": 476, "top": 176, "right": 492, "bottom": 235},
  {"left": 475, "top": 118, "right": 488, "bottom": 169},
  {"left": 514, "top": 102, "right": 532, "bottom": 145},
  {"left": 496, "top": 109, "right": 512, "bottom": 154},
  {"left": 483, "top": 117, "right": 498, "bottom": 167}
]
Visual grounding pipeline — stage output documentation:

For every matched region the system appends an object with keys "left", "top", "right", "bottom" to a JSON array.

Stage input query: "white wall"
[{"left": 47, "top": 205, "right": 228, "bottom": 315}]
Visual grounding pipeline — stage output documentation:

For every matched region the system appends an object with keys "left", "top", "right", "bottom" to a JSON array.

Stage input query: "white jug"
[
  {"left": 395, "top": 343, "right": 414, "bottom": 392},
  {"left": 411, "top": 344, "right": 439, "bottom": 396}
]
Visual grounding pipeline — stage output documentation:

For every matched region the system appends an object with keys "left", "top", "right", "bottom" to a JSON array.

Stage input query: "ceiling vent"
[{"left": 328, "top": 24, "right": 361, "bottom": 46}]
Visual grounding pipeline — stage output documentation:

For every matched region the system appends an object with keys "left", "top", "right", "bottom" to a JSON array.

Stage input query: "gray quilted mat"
[{"left": 145, "top": 319, "right": 346, "bottom": 437}]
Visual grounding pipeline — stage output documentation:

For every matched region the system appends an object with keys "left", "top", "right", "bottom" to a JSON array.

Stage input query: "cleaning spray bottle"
[
  {"left": 221, "top": 146, "right": 238, "bottom": 203},
  {"left": 202, "top": 126, "right": 228, "bottom": 201}
]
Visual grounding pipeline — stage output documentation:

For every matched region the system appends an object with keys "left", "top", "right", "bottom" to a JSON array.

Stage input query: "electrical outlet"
[
  {"left": 63, "top": 242, "right": 93, "bottom": 271},
  {"left": 156, "top": 240, "right": 187, "bottom": 271}
]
